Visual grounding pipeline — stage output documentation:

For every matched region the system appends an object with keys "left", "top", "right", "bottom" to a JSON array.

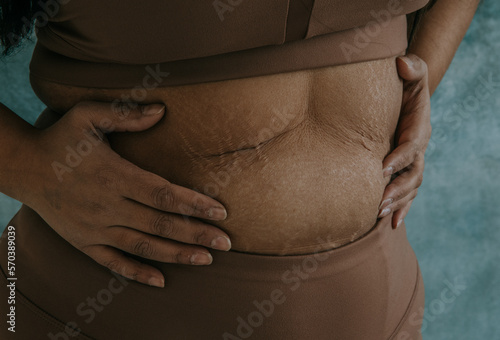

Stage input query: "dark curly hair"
[{"left": 0, "top": 0, "right": 41, "bottom": 56}]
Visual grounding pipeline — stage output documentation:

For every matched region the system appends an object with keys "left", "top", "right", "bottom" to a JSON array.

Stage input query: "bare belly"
[{"left": 30, "top": 56, "right": 403, "bottom": 255}]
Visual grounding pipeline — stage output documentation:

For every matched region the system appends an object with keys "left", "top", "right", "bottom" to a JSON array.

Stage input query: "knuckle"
[
  {"left": 123, "top": 270, "right": 140, "bottom": 281},
  {"left": 419, "top": 156, "right": 426, "bottom": 170},
  {"left": 416, "top": 173, "right": 424, "bottom": 187},
  {"left": 394, "top": 159, "right": 406, "bottom": 173},
  {"left": 392, "top": 199, "right": 404, "bottom": 211},
  {"left": 116, "top": 102, "right": 130, "bottom": 119},
  {"left": 174, "top": 250, "right": 185, "bottom": 263},
  {"left": 192, "top": 228, "right": 210, "bottom": 245},
  {"left": 393, "top": 190, "right": 404, "bottom": 201},
  {"left": 385, "top": 185, "right": 399, "bottom": 201},
  {"left": 178, "top": 195, "right": 204, "bottom": 216},
  {"left": 73, "top": 101, "right": 93, "bottom": 112},
  {"left": 127, "top": 270, "right": 140, "bottom": 281},
  {"left": 114, "top": 265, "right": 139, "bottom": 281},
  {"left": 170, "top": 249, "right": 191, "bottom": 264},
  {"left": 100, "top": 255, "right": 141, "bottom": 281},
  {"left": 102, "top": 258, "right": 121, "bottom": 273},
  {"left": 64, "top": 107, "right": 89, "bottom": 129},
  {"left": 396, "top": 151, "right": 413, "bottom": 170},
  {"left": 132, "top": 238, "right": 156, "bottom": 258},
  {"left": 113, "top": 101, "right": 136, "bottom": 119},
  {"left": 410, "top": 141, "right": 421, "bottom": 156},
  {"left": 189, "top": 199, "right": 202, "bottom": 215},
  {"left": 413, "top": 147, "right": 424, "bottom": 160},
  {"left": 388, "top": 184, "right": 403, "bottom": 200},
  {"left": 151, "top": 214, "right": 177, "bottom": 238},
  {"left": 151, "top": 184, "right": 175, "bottom": 210}
]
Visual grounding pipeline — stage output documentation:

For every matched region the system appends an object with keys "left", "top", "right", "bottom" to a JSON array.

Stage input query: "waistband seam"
[{"left": 213, "top": 217, "right": 387, "bottom": 261}]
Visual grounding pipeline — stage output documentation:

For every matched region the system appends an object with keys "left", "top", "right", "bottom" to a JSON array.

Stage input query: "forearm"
[
  {"left": 0, "top": 102, "right": 38, "bottom": 202},
  {"left": 408, "top": 0, "right": 481, "bottom": 96}
]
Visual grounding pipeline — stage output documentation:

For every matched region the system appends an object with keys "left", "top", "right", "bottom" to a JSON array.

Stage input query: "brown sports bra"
[{"left": 29, "top": 0, "right": 430, "bottom": 88}]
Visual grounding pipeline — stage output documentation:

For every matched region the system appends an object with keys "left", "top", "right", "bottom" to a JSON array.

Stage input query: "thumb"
[
  {"left": 73, "top": 101, "right": 165, "bottom": 134},
  {"left": 396, "top": 54, "right": 428, "bottom": 82}
]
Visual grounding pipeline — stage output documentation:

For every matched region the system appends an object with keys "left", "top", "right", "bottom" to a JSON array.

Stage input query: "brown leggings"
[{"left": 0, "top": 205, "right": 424, "bottom": 339}]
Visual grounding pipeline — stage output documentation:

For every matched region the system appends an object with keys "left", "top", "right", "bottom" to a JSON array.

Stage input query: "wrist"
[
  {"left": 1, "top": 128, "right": 42, "bottom": 203},
  {"left": 0, "top": 104, "right": 43, "bottom": 204}
]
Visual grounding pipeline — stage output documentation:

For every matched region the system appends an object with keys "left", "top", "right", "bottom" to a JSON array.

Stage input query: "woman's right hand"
[{"left": 23, "top": 101, "right": 231, "bottom": 288}]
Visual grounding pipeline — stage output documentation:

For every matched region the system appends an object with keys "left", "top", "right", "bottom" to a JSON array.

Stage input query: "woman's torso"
[{"left": 30, "top": 57, "right": 402, "bottom": 255}]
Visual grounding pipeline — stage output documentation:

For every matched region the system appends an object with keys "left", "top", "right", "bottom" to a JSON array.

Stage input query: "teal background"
[{"left": 0, "top": 1, "right": 499, "bottom": 338}]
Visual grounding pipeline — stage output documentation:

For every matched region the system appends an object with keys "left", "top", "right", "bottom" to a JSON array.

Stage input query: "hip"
[{"left": 0, "top": 208, "right": 424, "bottom": 339}]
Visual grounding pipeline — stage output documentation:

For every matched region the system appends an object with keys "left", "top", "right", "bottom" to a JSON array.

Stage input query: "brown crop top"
[{"left": 28, "top": 0, "right": 430, "bottom": 89}]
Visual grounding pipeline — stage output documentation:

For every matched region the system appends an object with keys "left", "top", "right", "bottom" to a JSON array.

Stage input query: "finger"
[
  {"left": 100, "top": 159, "right": 227, "bottom": 220},
  {"left": 392, "top": 199, "right": 414, "bottom": 229},
  {"left": 104, "top": 226, "right": 214, "bottom": 266},
  {"left": 82, "top": 244, "right": 165, "bottom": 288},
  {"left": 382, "top": 141, "right": 421, "bottom": 177},
  {"left": 380, "top": 156, "right": 424, "bottom": 209},
  {"left": 378, "top": 188, "right": 418, "bottom": 219},
  {"left": 71, "top": 100, "right": 166, "bottom": 134},
  {"left": 396, "top": 54, "right": 428, "bottom": 82},
  {"left": 396, "top": 55, "right": 431, "bottom": 125},
  {"left": 116, "top": 199, "right": 231, "bottom": 251}
]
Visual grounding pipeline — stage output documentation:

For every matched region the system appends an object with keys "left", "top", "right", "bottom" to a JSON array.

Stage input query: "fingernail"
[
  {"left": 399, "top": 56, "right": 413, "bottom": 68},
  {"left": 383, "top": 166, "right": 394, "bottom": 177},
  {"left": 190, "top": 252, "right": 213, "bottom": 265},
  {"left": 206, "top": 206, "right": 227, "bottom": 220},
  {"left": 148, "top": 276, "right": 164, "bottom": 288},
  {"left": 378, "top": 208, "right": 391, "bottom": 218},
  {"left": 211, "top": 236, "right": 232, "bottom": 251},
  {"left": 143, "top": 104, "right": 165, "bottom": 115},
  {"left": 396, "top": 219, "right": 403, "bottom": 229},
  {"left": 378, "top": 198, "right": 393, "bottom": 210}
]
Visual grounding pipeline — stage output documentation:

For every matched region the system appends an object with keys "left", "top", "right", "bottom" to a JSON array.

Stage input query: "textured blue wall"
[
  {"left": 0, "top": 38, "right": 44, "bottom": 227},
  {"left": 405, "top": 0, "right": 500, "bottom": 338},
  {"left": 0, "top": 1, "right": 499, "bottom": 338}
]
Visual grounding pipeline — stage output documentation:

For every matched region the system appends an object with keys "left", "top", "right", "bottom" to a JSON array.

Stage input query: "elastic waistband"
[
  {"left": 0, "top": 207, "right": 422, "bottom": 340},
  {"left": 29, "top": 15, "right": 408, "bottom": 89},
  {"left": 144, "top": 213, "right": 404, "bottom": 281},
  {"left": 2, "top": 204, "right": 406, "bottom": 285}
]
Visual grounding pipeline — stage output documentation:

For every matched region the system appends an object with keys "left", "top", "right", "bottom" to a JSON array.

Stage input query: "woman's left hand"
[{"left": 378, "top": 53, "right": 432, "bottom": 229}]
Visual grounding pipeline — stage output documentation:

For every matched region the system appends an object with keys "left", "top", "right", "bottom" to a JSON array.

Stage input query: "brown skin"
[
  {"left": 379, "top": 0, "right": 481, "bottom": 228},
  {"left": 29, "top": 56, "right": 403, "bottom": 254},
  {"left": 9, "top": 57, "right": 402, "bottom": 288},
  {"left": 1, "top": 102, "right": 232, "bottom": 288},
  {"left": 0, "top": 0, "right": 480, "bottom": 288},
  {"left": 378, "top": 54, "right": 431, "bottom": 228}
]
